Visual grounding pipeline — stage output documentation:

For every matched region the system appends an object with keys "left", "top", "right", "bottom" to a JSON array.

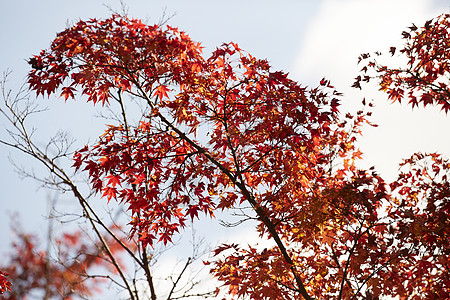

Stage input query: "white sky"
[{"left": 0, "top": 0, "right": 449, "bottom": 297}]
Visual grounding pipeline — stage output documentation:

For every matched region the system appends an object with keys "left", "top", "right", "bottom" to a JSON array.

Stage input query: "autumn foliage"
[
  {"left": 354, "top": 13, "right": 450, "bottom": 112},
  {"left": 0, "top": 224, "right": 129, "bottom": 299},
  {"left": 0, "top": 271, "right": 12, "bottom": 295},
  {"left": 1, "top": 12, "right": 449, "bottom": 300}
]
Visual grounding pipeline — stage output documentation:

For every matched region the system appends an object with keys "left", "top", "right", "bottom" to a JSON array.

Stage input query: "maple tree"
[
  {"left": 1, "top": 11, "right": 449, "bottom": 300},
  {"left": 0, "top": 222, "right": 130, "bottom": 300},
  {"left": 0, "top": 67, "right": 215, "bottom": 300}
]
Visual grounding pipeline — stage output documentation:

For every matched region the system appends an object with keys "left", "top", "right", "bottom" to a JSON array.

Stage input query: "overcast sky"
[{"left": 0, "top": 0, "right": 449, "bottom": 283}]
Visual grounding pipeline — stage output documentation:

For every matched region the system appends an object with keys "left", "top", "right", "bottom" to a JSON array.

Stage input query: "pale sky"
[{"left": 0, "top": 0, "right": 449, "bottom": 296}]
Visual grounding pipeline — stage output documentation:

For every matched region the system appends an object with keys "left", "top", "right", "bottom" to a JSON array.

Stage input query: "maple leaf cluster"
[
  {"left": 23, "top": 13, "right": 450, "bottom": 299},
  {"left": 354, "top": 13, "right": 450, "bottom": 112},
  {"left": 387, "top": 153, "right": 450, "bottom": 298},
  {"left": 0, "top": 271, "right": 12, "bottom": 295},
  {"left": 29, "top": 15, "right": 348, "bottom": 250}
]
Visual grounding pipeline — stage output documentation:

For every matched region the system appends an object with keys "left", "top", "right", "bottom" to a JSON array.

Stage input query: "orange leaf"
[{"left": 154, "top": 85, "right": 170, "bottom": 99}]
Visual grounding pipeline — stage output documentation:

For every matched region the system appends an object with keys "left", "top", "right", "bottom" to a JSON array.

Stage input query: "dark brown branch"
[
  {"left": 141, "top": 244, "right": 157, "bottom": 300},
  {"left": 132, "top": 76, "right": 314, "bottom": 300},
  {"left": 166, "top": 257, "right": 191, "bottom": 300}
]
